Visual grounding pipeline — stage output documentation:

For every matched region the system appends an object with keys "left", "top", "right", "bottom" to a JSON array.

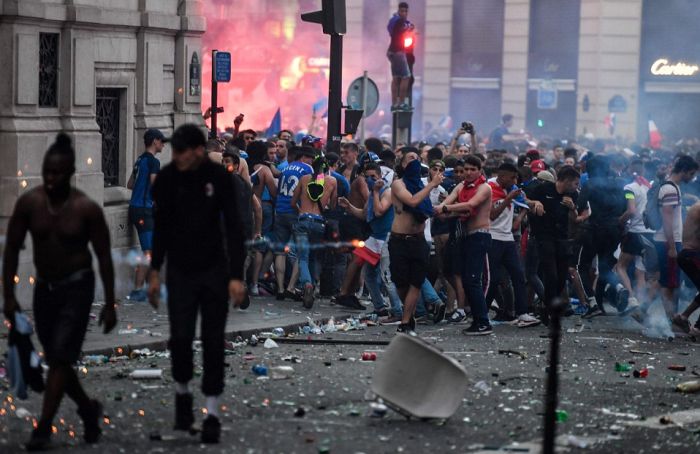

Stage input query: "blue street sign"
[{"left": 215, "top": 52, "right": 231, "bottom": 83}]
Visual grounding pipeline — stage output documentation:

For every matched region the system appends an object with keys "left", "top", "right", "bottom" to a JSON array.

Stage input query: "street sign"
[
  {"left": 346, "top": 76, "right": 379, "bottom": 117},
  {"left": 537, "top": 80, "right": 557, "bottom": 110},
  {"left": 214, "top": 52, "right": 231, "bottom": 83}
]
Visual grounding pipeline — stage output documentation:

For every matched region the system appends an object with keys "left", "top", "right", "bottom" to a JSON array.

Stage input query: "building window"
[
  {"left": 39, "top": 33, "right": 59, "bottom": 107},
  {"left": 96, "top": 88, "right": 121, "bottom": 187},
  {"left": 451, "top": 0, "right": 505, "bottom": 78}
]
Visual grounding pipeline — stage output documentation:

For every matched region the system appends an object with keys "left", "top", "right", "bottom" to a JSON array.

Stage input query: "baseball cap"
[
  {"left": 530, "top": 159, "right": 546, "bottom": 173},
  {"left": 144, "top": 128, "right": 168, "bottom": 144},
  {"left": 537, "top": 170, "right": 555, "bottom": 183}
]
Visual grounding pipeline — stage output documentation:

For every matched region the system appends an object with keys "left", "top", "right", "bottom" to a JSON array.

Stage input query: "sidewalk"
[{"left": 6, "top": 296, "right": 354, "bottom": 357}]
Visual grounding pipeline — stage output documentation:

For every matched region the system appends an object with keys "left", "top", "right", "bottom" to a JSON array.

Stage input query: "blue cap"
[{"left": 144, "top": 128, "right": 168, "bottom": 145}]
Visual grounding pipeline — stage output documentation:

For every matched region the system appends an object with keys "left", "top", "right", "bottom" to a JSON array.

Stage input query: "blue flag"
[
  {"left": 266, "top": 108, "right": 281, "bottom": 139},
  {"left": 312, "top": 97, "right": 328, "bottom": 115}
]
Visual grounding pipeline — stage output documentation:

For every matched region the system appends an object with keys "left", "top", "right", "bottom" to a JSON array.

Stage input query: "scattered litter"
[
  {"left": 130, "top": 369, "right": 163, "bottom": 380},
  {"left": 368, "top": 402, "right": 388, "bottom": 418},
  {"left": 270, "top": 366, "right": 295, "bottom": 380},
  {"left": 633, "top": 368, "right": 649, "bottom": 378},
  {"left": 294, "top": 407, "right": 306, "bottom": 417},
  {"left": 676, "top": 380, "right": 700, "bottom": 394},
  {"left": 252, "top": 364, "right": 268, "bottom": 376},
  {"left": 668, "top": 365, "right": 687, "bottom": 372},
  {"left": 498, "top": 349, "right": 528, "bottom": 360},
  {"left": 15, "top": 407, "right": 31, "bottom": 419},
  {"left": 263, "top": 338, "right": 279, "bottom": 349},
  {"left": 118, "top": 328, "right": 139, "bottom": 335},
  {"left": 626, "top": 408, "right": 700, "bottom": 430},
  {"left": 474, "top": 381, "right": 492, "bottom": 396},
  {"left": 629, "top": 349, "right": 653, "bottom": 355},
  {"left": 614, "top": 362, "right": 632, "bottom": 372},
  {"left": 555, "top": 410, "right": 568, "bottom": 422},
  {"left": 361, "top": 352, "right": 377, "bottom": 361},
  {"left": 271, "top": 327, "right": 285, "bottom": 337},
  {"left": 599, "top": 408, "right": 642, "bottom": 420}
]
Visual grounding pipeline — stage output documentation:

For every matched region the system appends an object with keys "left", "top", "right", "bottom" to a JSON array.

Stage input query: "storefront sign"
[
  {"left": 650, "top": 58, "right": 699, "bottom": 76},
  {"left": 537, "top": 80, "right": 557, "bottom": 110}
]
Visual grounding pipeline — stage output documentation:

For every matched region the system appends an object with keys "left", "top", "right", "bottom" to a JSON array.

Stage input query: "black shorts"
[
  {"left": 621, "top": 232, "right": 645, "bottom": 256},
  {"left": 33, "top": 270, "right": 95, "bottom": 365},
  {"left": 388, "top": 234, "right": 429, "bottom": 289}
]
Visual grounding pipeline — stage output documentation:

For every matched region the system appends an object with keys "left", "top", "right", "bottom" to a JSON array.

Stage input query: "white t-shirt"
[
  {"left": 653, "top": 182, "right": 682, "bottom": 242},
  {"left": 487, "top": 179, "right": 515, "bottom": 242},
  {"left": 623, "top": 181, "right": 654, "bottom": 234},
  {"left": 421, "top": 177, "right": 447, "bottom": 242}
]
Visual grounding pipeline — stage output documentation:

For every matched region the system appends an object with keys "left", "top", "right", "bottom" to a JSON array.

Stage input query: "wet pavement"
[{"left": 1, "top": 297, "right": 699, "bottom": 453}]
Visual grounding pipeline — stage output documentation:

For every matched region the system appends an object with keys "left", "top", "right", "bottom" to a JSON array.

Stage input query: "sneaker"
[
  {"left": 200, "top": 415, "right": 221, "bottom": 444},
  {"left": 174, "top": 393, "right": 194, "bottom": 431},
  {"left": 369, "top": 308, "right": 390, "bottom": 318},
  {"left": 302, "top": 284, "right": 314, "bottom": 309},
  {"left": 335, "top": 294, "right": 365, "bottom": 310},
  {"left": 380, "top": 314, "right": 403, "bottom": 325},
  {"left": 582, "top": 305, "right": 605, "bottom": 319},
  {"left": 463, "top": 323, "right": 493, "bottom": 336},
  {"left": 433, "top": 301, "right": 447, "bottom": 324},
  {"left": 239, "top": 292, "right": 251, "bottom": 310},
  {"left": 285, "top": 289, "right": 303, "bottom": 302},
  {"left": 249, "top": 284, "right": 260, "bottom": 297},
  {"left": 396, "top": 323, "right": 417, "bottom": 336},
  {"left": 77, "top": 399, "right": 103, "bottom": 443},
  {"left": 414, "top": 314, "right": 429, "bottom": 324},
  {"left": 516, "top": 313, "right": 541, "bottom": 328},
  {"left": 493, "top": 311, "right": 516, "bottom": 323},
  {"left": 617, "top": 288, "right": 630, "bottom": 312},
  {"left": 689, "top": 326, "right": 700, "bottom": 338},
  {"left": 672, "top": 314, "right": 691, "bottom": 333},
  {"left": 25, "top": 428, "right": 51, "bottom": 451},
  {"left": 447, "top": 311, "right": 467, "bottom": 324}
]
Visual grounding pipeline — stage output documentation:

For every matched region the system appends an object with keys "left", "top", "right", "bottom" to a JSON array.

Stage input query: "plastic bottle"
[
  {"left": 270, "top": 365, "right": 295, "bottom": 379},
  {"left": 555, "top": 410, "right": 569, "bottom": 422},
  {"left": 614, "top": 362, "right": 632, "bottom": 372},
  {"left": 633, "top": 368, "right": 649, "bottom": 378},
  {"left": 83, "top": 355, "right": 108, "bottom": 365},
  {"left": 272, "top": 327, "right": 285, "bottom": 337},
  {"left": 676, "top": 380, "right": 700, "bottom": 393},
  {"left": 252, "top": 364, "right": 268, "bottom": 376}
]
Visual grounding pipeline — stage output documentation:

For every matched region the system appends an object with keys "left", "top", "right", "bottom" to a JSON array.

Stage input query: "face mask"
[
  {"left": 404, "top": 159, "right": 421, "bottom": 178},
  {"left": 365, "top": 176, "right": 376, "bottom": 190}
]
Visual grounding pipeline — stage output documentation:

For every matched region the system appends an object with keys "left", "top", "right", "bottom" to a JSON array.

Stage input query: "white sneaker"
[
  {"left": 516, "top": 313, "right": 541, "bottom": 328},
  {"left": 249, "top": 285, "right": 260, "bottom": 297}
]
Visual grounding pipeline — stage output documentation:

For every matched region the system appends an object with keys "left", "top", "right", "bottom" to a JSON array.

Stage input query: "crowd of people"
[
  {"left": 6, "top": 115, "right": 700, "bottom": 448},
  {"left": 126, "top": 114, "right": 700, "bottom": 340}
]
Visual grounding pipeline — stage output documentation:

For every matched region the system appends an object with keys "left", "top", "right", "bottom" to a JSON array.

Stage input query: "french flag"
[{"left": 648, "top": 118, "right": 662, "bottom": 149}]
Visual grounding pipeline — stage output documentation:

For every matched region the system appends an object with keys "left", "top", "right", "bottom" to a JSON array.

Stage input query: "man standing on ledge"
[
  {"left": 3, "top": 133, "right": 117, "bottom": 450},
  {"left": 147, "top": 124, "right": 246, "bottom": 444},
  {"left": 387, "top": 2, "right": 414, "bottom": 111}
]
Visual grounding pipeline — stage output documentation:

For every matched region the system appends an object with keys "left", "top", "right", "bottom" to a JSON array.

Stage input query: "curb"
[{"left": 81, "top": 311, "right": 355, "bottom": 357}]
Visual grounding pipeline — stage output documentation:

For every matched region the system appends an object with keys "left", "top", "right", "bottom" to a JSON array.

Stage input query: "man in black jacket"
[{"left": 147, "top": 124, "right": 245, "bottom": 444}]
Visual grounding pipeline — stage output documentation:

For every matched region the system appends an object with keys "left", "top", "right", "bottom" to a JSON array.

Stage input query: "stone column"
[
  {"left": 421, "top": 0, "right": 453, "bottom": 128},
  {"left": 501, "top": 0, "right": 531, "bottom": 130},
  {"left": 577, "top": 0, "right": 642, "bottom": 141}
]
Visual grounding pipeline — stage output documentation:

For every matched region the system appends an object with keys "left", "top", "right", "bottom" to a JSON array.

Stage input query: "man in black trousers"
[{"left": 147, "top": 124, "right": 245, "bottom": 443}]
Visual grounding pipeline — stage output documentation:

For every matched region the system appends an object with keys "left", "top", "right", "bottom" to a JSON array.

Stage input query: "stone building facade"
[{"left": 0, "top": 0, "right": 205, "bottom": 301}]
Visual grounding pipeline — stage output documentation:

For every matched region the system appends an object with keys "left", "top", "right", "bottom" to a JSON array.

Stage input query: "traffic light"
[
  {"left": 537, "top": 119, "right": 544, "bottom": 128},
  {"left": 301, "top": 0, "right": 346, "bottom": 35}
]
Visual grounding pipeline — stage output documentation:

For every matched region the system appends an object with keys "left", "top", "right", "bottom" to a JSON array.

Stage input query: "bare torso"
[
  {"left": 465, "top": 185, "right": 492, "bottom": 232},
  {"left": 23, "top": 188, "right": 94, "bottom": 280},
  {"left": 390, "top": 179, "right": 427, "bottom": 235},
  {"left": 682, "top": 202, "right": 700, "bottom": 250},
  {"left": 295, "top": 174, "right": 337, "bottom": 215}
]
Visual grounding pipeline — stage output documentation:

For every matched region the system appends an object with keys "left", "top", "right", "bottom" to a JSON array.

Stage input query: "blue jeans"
[
  {"left": 380, "top": 238, "right": 403, "bottom": 317},
  {"left": 460, "top": 232, "right": 492, "bottom": 325},
  {"left": 293, "top": 216, "right": 325, "bottom": 286},
  {"left": 416, "top": 278, "right": 442, "bottom": 317},
  {"left": 486, "top": 240, "right": 528, "bottom": 316}
]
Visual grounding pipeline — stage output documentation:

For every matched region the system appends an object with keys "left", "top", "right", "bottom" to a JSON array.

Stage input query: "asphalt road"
[{"left": 1, "top": 312, "right": 699, "bottom": 453}]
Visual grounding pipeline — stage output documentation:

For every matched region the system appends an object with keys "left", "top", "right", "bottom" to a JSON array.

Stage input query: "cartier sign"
[{"left": 650, "top": 58, "right": 700, "bottom": 76}]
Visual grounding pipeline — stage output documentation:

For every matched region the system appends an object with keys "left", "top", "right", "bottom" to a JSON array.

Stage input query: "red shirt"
[{"left": 458, "top": 175, "right": 487, "bottom": 221}]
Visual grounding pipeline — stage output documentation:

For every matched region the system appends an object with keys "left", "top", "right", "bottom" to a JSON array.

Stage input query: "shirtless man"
[
  {"left": 291, "top": 155, "right": 337, "bottom": 308},
  {"left": 672, "top": 202, "right": 700, "bottom": 337},
  {"left": 3, "top": 133, "right": 117, "bottom": 450},
  {"left": 436, "top": 155, "right": 493, "bottom": 335},
  {"left": 389, "top": 149, "right": 444, "bottom": 335}
]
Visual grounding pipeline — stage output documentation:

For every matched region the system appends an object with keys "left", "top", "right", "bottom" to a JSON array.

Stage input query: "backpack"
[
  {"left": 231, "top": 173, "right": 253, "bottom": 241},
  {"left": 643, "top": 181, "right": 679, "bottom": 231}
]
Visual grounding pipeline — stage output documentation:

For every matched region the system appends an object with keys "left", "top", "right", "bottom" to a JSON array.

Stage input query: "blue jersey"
[
  {"left": 129, "top": 152, "right": 160, "bottom": 208},
  {"left": 276, "top": 161, "right": 312, "bottom": 214}
]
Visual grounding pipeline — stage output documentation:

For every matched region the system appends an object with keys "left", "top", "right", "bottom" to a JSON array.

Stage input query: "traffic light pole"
[
  {"left": 210, "top": 49, "right": 218, "bottom": 139},
  {"left": 327, "top": 33, "right": 343, "bottom": 153}
]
